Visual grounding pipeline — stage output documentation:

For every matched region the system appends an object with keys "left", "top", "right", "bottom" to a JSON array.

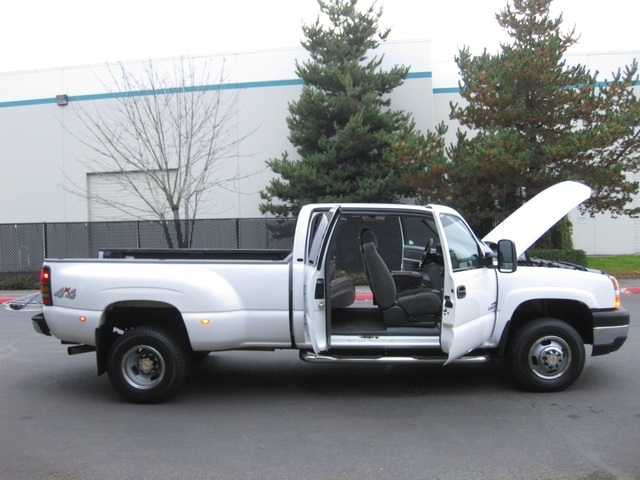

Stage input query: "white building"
[{"left": 0, "top": 40, "right": 637, "bottom": 254}]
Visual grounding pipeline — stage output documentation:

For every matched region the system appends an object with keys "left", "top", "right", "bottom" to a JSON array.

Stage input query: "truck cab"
[
  {"left": 295, "top": 182, "right": 628, "bottom": 396},
  {"left": 298, "top": 204, "right": 505, "bottom": 362}
]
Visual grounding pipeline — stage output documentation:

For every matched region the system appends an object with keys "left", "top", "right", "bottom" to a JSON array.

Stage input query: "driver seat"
[{"left": 360, "top": 229, "right": 441, "bottom": 327}]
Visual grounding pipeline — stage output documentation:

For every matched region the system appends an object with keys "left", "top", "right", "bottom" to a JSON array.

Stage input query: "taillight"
[
  {"left": 41, "top": 267, "right": 53, "bottom": 306},
  {"left": 609, "top": 275, "right": 621, "bottom": 309}
]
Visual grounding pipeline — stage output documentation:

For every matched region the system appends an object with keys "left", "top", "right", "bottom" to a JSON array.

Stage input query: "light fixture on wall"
[{"left": 55, "top": 94, "right": 68, "bottom": 106}]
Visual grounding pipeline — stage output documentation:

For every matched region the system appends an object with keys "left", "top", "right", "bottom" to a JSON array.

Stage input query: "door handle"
[{"left": 456, "top": 286, "right": 466, "bottom": 299}]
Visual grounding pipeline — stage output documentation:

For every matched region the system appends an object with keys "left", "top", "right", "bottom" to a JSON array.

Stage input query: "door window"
[
  {"left": 306, "top": 207, "right": 341, "bottom": 269},
  {"left": 307, "top": 212, "right": 328, "bottom": 266},
  {"left": 401, "top": 216, "right": 439, "bottom": 247},
  {"left": 440, "top": 214, "right": 482, "bottom": 271}
]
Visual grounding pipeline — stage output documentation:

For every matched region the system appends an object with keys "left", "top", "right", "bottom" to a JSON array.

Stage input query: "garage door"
[{"left": 87, "top": 170, "right": 175, "bottom": 221}]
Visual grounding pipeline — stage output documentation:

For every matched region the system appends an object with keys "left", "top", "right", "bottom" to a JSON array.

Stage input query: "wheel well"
[
  {"left": 96, "top": 301, "right": 190, "bottom": 375},
  {"left": 502, "top": 299, "right": 593, "bottom": 354}
]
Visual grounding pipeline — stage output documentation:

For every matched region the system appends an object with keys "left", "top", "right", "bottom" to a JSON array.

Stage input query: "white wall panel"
[{"left": 2, "top": 42, "right": 640, "bottom": 253}]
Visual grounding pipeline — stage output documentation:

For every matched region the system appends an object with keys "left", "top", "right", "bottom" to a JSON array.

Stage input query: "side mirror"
[{"left": 497, "top": 239, "right": 517, "bottom": 273}]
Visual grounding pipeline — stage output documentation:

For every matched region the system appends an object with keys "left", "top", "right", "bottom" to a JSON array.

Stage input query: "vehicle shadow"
[{"left": 182, "top": 350, "right": 514, "bottom": 402}]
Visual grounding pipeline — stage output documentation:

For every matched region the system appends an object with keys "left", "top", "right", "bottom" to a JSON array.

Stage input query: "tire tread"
[{"left": 509, "top": 318, "right": 585, "bottom": 392}]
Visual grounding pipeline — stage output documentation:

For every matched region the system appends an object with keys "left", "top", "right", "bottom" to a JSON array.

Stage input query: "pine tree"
[
  {"left": 397, "top": 0, "right": 640, "bottom": 235},
  {"left": 260, "top": 0, "right": 413, "bottom": 216}
]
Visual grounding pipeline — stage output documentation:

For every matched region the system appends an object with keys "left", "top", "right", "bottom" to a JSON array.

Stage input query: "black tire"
[
  {"left": 107, "top": 327, "right": 187, "bottom": 403},
  {"left": 509, "top": 318, "right": 585, "bottom": 392}
]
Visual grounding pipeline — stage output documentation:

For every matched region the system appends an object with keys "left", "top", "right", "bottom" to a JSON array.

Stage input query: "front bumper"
[{"left": 591, "top": 307, "right": 629, "bottom": 356}]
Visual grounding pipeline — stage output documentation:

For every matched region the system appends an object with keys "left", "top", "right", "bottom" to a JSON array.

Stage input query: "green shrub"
[
  {"left": 534, "top": 218, "right": 574, "bottom": 250},
  {"left": 0, "top": 276, "right": 39, "bottom": 290},
  {"left": 527, "top": 248, "right": 587, "bottom": 267},
  {"left": 337, "top": 270, "right": 368, "bottom": 286}
]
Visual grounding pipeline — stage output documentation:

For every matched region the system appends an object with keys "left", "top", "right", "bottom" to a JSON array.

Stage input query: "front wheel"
[
  {"left": 509, "top": 318, "right": 585, "bottom": 392},
  {"left": 107, "top": 327, "right": 187, "bottom": 403}
]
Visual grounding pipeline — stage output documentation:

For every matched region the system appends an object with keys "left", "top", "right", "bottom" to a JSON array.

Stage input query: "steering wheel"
[{"left": 418, "top": 238, "right": 434, "bottom": 269}]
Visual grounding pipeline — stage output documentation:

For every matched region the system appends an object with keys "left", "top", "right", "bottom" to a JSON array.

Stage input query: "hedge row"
[{"left": 527, "top": 248, "right": 588, "bottom": 267}]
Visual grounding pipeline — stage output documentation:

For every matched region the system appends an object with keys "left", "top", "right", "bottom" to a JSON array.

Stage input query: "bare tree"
[{"left": 69, "top": 57, "right": 254, "bottom": 248}]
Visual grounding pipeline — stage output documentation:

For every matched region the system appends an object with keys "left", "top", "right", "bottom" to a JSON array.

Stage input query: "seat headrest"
[{"left": 359, "top": 228, "right": 378, "bottom": 247}]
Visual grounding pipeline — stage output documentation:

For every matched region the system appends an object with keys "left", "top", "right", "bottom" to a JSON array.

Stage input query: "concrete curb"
[
  {"left": 358, "top": 289, "right": 640, "bottom": 300},
  {"left": 622, "top": 287, "right": 640, "bottom": 295},
  {"left": 1, "top": 291, "right": 39, "bottom": 305},
  {"left": 355, "top": 293, "right": 373, "bottom": 302}
]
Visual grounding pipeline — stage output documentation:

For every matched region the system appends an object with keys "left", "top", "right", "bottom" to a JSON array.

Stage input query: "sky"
[{"left": 2, "top": 0, "right": 639, "bottom": 76}]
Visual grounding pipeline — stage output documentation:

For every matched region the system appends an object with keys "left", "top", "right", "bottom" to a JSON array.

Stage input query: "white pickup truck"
[{"left": 31, "top": 181, "right": 629, "bottom": 403}]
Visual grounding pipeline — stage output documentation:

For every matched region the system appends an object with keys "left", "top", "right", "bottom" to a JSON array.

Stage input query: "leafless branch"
[{"left": 62, "top": 57, "right": 259, "bottom": 247}]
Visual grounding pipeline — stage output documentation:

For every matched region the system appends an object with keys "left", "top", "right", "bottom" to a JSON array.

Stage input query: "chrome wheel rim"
[
  {"left": 121, "top": 345, "right": 165, "bottom": 390},
  {"left": 528, "top": 335, "right": 571, "bottom": 380}
]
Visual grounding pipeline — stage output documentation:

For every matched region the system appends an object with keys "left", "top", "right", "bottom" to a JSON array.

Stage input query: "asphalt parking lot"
[{"left": 1, "top": 295, "right": 639, "bottom": 480}]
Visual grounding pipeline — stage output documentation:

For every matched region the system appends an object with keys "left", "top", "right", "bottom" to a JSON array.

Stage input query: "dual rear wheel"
[{"left": 107, "top": 327, "right": 188, "bottom": 403}]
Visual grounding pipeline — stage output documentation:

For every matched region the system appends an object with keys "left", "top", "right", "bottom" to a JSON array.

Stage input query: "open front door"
[
  {"left": 304, "top": 206, "right": 341, "bottom": 354},
  {"left": 436, "top": 211, "right": 498, "bottom": 363}
]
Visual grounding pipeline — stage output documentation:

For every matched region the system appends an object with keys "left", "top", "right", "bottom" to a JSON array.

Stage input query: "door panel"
[
  {"left": 402, "top": 245, "right": 424, "bottom": 271},
  {"left": 436, "top": 212, "right": 498, "bottom": 362},
  {"left": 441, "top": 267, "right": 497, "bottom": 361},
  {"left": 305, "top": 267, "right": 328, "bottom": 353},
  {"left": 304, "top": 207, "right": 341, "bottom": 353}
]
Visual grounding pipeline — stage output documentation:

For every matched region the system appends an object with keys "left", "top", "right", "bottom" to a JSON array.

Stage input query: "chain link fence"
[
  {"left": 1, "top": 216, "right": 407, "bottom": 284},
  {"left": 0, "top": 218, "right": 296, "bottom": 279}
]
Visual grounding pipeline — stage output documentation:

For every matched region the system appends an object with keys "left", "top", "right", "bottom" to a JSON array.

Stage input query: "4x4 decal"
[{"left": 54, "top": 287, "right": 76, "bottom": 300}]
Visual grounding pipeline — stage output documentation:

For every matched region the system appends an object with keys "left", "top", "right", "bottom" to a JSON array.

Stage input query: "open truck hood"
[{"left": 482, "top": 181, "right": 591, "bottom": 255}]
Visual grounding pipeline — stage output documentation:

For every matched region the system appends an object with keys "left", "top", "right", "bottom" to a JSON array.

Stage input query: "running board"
[{"left": 300, "top": 351, "right": 490, "bottom": 365}]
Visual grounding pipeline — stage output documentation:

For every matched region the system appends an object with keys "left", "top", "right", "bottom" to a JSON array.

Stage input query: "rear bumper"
[
  {"left": 591, "top": 307, "right": 629, "bottom": 356},
  {"left": 31, "top": 313, "right": 51, "bottom": 336}
]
